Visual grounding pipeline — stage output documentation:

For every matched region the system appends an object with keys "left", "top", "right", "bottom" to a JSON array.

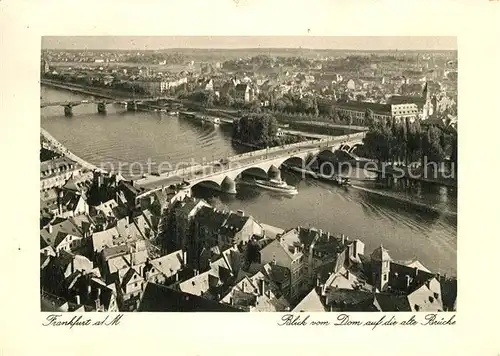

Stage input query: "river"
[{"left": 41, "top": 86, "right": 457, "bottom": 276}]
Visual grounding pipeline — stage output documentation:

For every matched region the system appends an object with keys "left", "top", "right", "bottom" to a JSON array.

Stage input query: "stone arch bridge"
[{"left": 135, "top": 132, "right": 366, "bottom": 197}]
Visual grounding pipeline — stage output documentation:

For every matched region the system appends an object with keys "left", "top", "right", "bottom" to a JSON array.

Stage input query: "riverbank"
[
  {"left": 40, "top": 127, "right": 104, "bottom": 172},
  {"left": 366, "top": 164, "right": 457, "bottom": 188}
]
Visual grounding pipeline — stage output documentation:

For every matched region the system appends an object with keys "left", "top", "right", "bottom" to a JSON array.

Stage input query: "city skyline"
[{"left": 42, "top": 36, "right": 457, "bottom": 51}]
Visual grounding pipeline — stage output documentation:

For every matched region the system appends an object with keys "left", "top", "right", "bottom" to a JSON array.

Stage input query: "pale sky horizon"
[{"left": 42, "top": 36, "right": 457, "bottom": 51}]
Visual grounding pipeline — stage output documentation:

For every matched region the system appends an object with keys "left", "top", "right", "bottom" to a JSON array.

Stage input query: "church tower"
[
  {"left": 422, "top": 82, "right": 434, "bottom": 120},
  {"left": 371, "top": 245, "right": 391, "bottom": 292}
]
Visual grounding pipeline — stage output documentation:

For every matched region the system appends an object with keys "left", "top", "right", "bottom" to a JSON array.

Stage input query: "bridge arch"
[
  {"left": 318, "top": 149, "right": 336, "bottom": 162},
  {"left": 237, "top": 167, "right": 268, "bottom": 180},
  {"left": 281, "top": 156, "right": 306, "bottom": 168},
  {"left": 191, "top": 179, "right": 222, "bottom": 191}
]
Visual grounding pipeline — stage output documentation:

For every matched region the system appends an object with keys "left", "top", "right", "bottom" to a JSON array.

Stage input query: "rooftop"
[{"left": 138, "top": 283, "right": 243, "bottom": 312}]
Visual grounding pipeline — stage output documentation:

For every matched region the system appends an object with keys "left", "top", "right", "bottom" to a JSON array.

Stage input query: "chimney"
[
  {"left": 326, "top": 232, "right": 330, "bottom": 241},
  {"left": 58, "top": 202, "right": 63, "bottom": 216},
  {"left": 87, "top": 283, "right": 92, "bottom": 296},
  {"left": 353, "top": 241, "right": 358, "bottom": 258},
  {"left": 237, "top": 209, "right": 244, "bottom": 217},
  {"left": 405, "top": 275, "right": 411, "bottom": 288},
  {"left": 183, "top": 251, "right": 187, "bottom": 265},
  {"left": 414, "top": 267, "right": 419, "bottom": 278},
  {"left": 436, "top": 272, "right": 441, "bottom": 281},
  {"left": 319, "top": 229, "right": 323, "bottom": 238},
  {"left": 48, "top": 224, "right": 53, "bottom": 234},
  {"left": 75, "top": 295, "right": 81, "bottom": 305},
  {"left": 345, "top": 269, "right": 350, "bottom": 280},
  {"left": 194, "top": 269, "right": 198, "bottom": 276},
  {"left": 341, "top": 234, "right": 345, "bottom": 245},
  {"left": 259, "top": 279, "right": 265, "bottom": 296}
]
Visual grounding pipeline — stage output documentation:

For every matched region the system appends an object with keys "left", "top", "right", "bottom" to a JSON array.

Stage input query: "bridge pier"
[
  {"left": 268, "top": 165, "right": 281, "bottom": 181},
  {"left": 64, "top": 105, "right": 73, "bottom": 117},
  {"left": 97, "top": 102, "right": 107, "bottom": 114},
  {"left": 127, "top": 101, "right": 138, "bottom": 112},
  {"left": 221, "top": 176, "right": 237, "bottom": 194}
]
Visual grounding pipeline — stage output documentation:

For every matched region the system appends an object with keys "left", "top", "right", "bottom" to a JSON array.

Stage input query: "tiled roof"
[
  {"left": 221, "top": 213, "right": 249, "bottom": 232},
  {"left": 179, "top": 271, "right": 217, "bottom": 297},
  {"left": 336, "top": 101, "right": 391, "bottom": 115},
  {"left": 102, "top": 245, "right": 129, "bottom": 261},
  {"left": 150, "top": 250, "right": 184, "bottom": 279},
  {"left": 371, "top": 245, "right": 391, "bottom": 261},
  {"left": 293, "top": 288, "right": 326, "bottom": 312},
  {"left": 91, "top": 227, "right": 120, "bottom": 252},
  {"left": 388, "top": 95, "right": 426, "bottom": 108},
  {"left": 375, "top": 293, "right": 411, "bottom": 312},
  {"left": 138, "top": 283, "right": 242, "bottom": 312}
]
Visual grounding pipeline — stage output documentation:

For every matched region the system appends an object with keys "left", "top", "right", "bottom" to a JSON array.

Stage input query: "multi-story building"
[
  {"left": 259, "top": 228, "right": 307, "bottom": 301},
  {"left": 335, "top": 101, "right": 419, "bottom": 125},
  {"left": 40, "top": 157, "right": 82, "bottom": 192},
  {"left": 234, "top": 83, "right": 255, "bottom": 103}
]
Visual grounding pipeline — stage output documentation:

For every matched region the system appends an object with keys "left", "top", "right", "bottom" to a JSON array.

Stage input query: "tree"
[
  {"left": 364, "top": 109, "right": 375, "bottom": 128},
  {"left": 422, "top": 126, "right": 446, "bottom": 165},
  {"left": 232, "top": 113, "right": 279, "bottom": 147}
]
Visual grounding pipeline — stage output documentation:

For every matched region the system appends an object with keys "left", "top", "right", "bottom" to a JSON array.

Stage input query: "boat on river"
[
  {"left": 315, "top": 171, "right": 352, "bottom": 187},
  {"left": 254, "top": 178, "right": 298, "bottom": 195}
]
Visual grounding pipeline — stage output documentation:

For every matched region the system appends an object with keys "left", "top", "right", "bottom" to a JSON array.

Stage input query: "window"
[{"left": 383, "top": 274, "right": 387, "bottom": 281}]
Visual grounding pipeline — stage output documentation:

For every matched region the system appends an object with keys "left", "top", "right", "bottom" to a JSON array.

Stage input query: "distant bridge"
[
  {"left": 40, "top": 96, "right": 176, "bottom": 115},
  {"left": 134, "top": 132, "right": 367, "bottom": 197}
]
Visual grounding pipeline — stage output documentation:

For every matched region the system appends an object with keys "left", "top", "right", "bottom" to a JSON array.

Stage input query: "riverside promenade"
[{"left": 40, "top": 128, "right": 104, "bottom": 172}]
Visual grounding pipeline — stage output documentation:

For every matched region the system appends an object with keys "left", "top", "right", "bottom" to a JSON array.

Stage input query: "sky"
[{"left": 42, "top": 36, "right": 457, "bottom": 51}]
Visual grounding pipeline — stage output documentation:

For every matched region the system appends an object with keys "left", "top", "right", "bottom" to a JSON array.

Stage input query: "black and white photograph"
[{"left": 39, "top": 36, "right": 458, "bottom": 313}]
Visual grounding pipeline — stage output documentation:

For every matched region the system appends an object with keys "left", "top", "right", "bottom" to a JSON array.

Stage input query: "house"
[
  {"left": 40, "top": 157, "right": 82, "bottom": 191},
  {"left": 178, "top": 245, "right": 242, "bottom": 298},
  {"left": 259, "top": 229, "right": 307, "bottom": 301},
  {"left": 218, "top": 210, "right": 264, "bottom": 247},
  {"left": 234, "top": 83, "right": 255, "bottom": 103},
  {"left": 116, "top": 266, "right": 146, "bottom": 311},
  {"left": 40, "top": 251, "right": 95, "bottom": 297},
  {"left": 145, "top": 249, "right": 186, "bottom": 285},
  {"left": 219, "top": 274, "right": 289, "bottom": 312},
  {"left": 67, "top": 274, "right": 119, "bottom": 312},
  {"left": 52, "top": 232, "right": 86, "bottom": 254},
  {"left": 40, "top": 217, "right": 90, "bottom": 255},
  {"left": 55, "top": 190, "right": 89, "bottom": 218},
  {"left": 172, "top": 198, "right": 210, "bottom": 252}
]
